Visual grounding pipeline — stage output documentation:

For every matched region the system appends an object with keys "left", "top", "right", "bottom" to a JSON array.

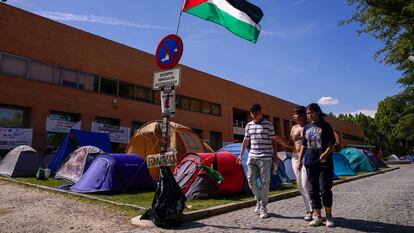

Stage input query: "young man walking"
[
  {"left": 276, "top": 106, "right": 313, "bottom": 221},
  {"left": 237, "top": 103, "right": 278, "bottom": 219}
]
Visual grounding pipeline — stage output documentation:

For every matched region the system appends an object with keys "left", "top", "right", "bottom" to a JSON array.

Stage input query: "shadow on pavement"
[
  {"left": 335, "top": 217, "right": 414, "bottom": 233},
  {"left": 176, "top": 221, "right": 297, "bottom": 233},
  {"left": 269, "top": 213, "right": 303, "bottom": 220}
]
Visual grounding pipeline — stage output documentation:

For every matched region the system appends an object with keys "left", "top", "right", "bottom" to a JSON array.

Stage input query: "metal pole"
[{"left": 176, "top": 0, "right": 186, "bottom": 35}]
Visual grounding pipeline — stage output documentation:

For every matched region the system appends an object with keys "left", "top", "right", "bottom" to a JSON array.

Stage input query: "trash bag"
[
  {"left": 36, "top": 167, "right": 51, "bottom": 180},
  {"left": 141, "top": 166, "right": 186, "bottom": 227}
]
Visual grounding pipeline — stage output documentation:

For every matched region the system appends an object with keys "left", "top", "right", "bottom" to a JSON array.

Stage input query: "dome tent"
[
  {"left": 0, "top": 145, "right": 42, "bottom": 177},
  {"left": 126, "top": 120, "right": 212, "bottom": 181}
]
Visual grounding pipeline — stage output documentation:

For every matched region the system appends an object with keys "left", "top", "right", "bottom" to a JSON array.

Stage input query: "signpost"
[{"left": 147, "top": 34, "right": 184, "bottom": 169}]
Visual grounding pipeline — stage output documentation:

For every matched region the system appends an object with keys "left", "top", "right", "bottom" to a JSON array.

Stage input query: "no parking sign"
[{"left": 155, "top": 34, "right": 183, "bottom": 70}]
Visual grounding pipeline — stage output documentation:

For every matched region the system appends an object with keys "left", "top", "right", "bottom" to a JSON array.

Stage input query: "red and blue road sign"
[{"left": 155, "top": 34, "right": 183, "bottom": 70}]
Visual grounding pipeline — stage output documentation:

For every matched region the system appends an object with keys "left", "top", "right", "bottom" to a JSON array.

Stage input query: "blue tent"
[
  {"left": 218, "top": 143, "right": 290, "bottom": 189},
  {"left": 49, "top": 129, "right": 112, "bottom": 175},
  {"left": 340, "top": 147, "right": 374, "bottom": 173},
  {"left": 70, "top": 154, "right": 156, "bottom": 193},
  {"left": 333, "top": 152, "right": 356, "bottom": 176},
  {"left": 282, "top": 157, "right": 296, "bottom": 181}
]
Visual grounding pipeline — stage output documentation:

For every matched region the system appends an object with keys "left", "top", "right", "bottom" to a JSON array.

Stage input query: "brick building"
[{"left": 0, "top": 4, "right": 364, "bottom": 155}]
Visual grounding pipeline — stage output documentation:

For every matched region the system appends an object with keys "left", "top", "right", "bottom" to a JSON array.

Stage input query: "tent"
[
  {"left": 361, "top": 150, "right": 388, "bottom": 168},
  {"left": 70, "top": 154, "right": 156, "bottom": 193},
  {"left": 282, "top": 157, "right": 296, "bottom": 181},
  {"left": 174, "top": 152, "right": 219, "bottom": 199},
  {"left": 388, "top": 154, "right": 399, "bottom": 161},
  {"left": 332, "top": 152, "right": 356, "bottom": 176},
  {"left": 399, "top": 155, "right": 413, "bottom": 162},
  {"left": 0, "top": 145, "right": 42, "bottom": 177},
  {"left": 126, "top": 120, "right": 212, "bottom": 181},
  {"left": 55, "top": 146, "right": 104, "bottom": 183},
  {"left": 340, "top": 147, "right": 374, "bottom": 173},
  {"left": 218, "top": 143, "right": 290, "bottom": 189},
  {"left": 174, "top": 151, "right": 246, "bottom": 199},
  {"left": 49, "top": 129, "right": 112, "bottom": 175}
]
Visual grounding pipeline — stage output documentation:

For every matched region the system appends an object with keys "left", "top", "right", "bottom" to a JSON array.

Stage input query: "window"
[
  {"left": 202, "top": 102, "right": 211, "bottom": 114},
  {"left": 119, "top": 81, "right": 135, "bottom": 99},
  {"left": 273, "top": 117, "right": 281, "bottom": 136},
  {"left": 0, "top": 54, "right": 28, "bottom": 78},
  {"left": 47, "top": 111, "right": 81, "bottom": 148},
  {"left": 135, "top": 85, "right": 152, "bottom": 102},
  {"left": 59, "top": 68, "right": 78, "bottom": 88},
  {"left": 342, "top": 133, "right": 364, "bottom": 142},
  {"left": 209, "top": 131, "right": 222, "bottom": 151},
  {"left": 0, "top": 105, "right": 28, "bottom": 128},
  {"left": 211, "top": 103, "right": 221, "bottom": 116},
  {"left": 153, "top": 90, "right": 161, "bottom": 104},
  {"left": 95, "top": 116, "right": 120, "bottom": 126},
  {"left": 29, "top": 61, "right": 55, "bottom": 83},
  {"left": 79, "top": 72, "right": 96, "bottom": 91},
  {"left": 283, "top": 119, "right": 290, "bottom": 137},
  {"left": 180, "top": 96, "right": 190, "bottom": 110},
  {"left": 190, "top": 98, "right": 201, "bottom": 112},
  {"left": 99, "top": 77, "right": 118, "bottom": 96}
]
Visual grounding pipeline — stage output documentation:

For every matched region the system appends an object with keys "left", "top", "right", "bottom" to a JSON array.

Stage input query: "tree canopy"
[
  {"left": 340, "top": 0, "right": 414, "bottom": 86},
  {"left": 340, "top": 0, "right": 414, "bottom": 156}
]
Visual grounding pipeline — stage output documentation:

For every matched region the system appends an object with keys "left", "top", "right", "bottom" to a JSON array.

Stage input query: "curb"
[
  {"left": 0, "top": 176, "right": 146, "bottom": 210},
  {"left": 181, "top": 166, "right": 399, "bottom": 222},
  {"left": 0, "top": 167, "right": 400, "bottom": 222}
]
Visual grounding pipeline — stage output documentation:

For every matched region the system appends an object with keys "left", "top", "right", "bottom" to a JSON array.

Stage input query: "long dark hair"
[{"left": 306, "top": 103, "right": 326, "bottom": 122}]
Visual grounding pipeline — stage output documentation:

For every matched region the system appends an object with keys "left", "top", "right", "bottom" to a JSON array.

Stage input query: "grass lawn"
[{"left": 13, "top": 177, "right": 297, "bottom": 214}]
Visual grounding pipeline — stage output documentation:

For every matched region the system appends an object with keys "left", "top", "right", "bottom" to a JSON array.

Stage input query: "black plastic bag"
[{"left": 141, "top": 167, "right": 186, "bottom": 227}]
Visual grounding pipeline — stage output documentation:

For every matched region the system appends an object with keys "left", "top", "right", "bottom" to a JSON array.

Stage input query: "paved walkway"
[
  {"left": 0, "top": 165, "right": 413, "bottom": 233},
  {"left": 159, "top": 164, "right": 414, "bottom": 233}
]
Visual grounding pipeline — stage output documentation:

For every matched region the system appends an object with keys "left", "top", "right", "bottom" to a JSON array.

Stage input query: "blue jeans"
[{"left": 247, "top": 157, "right": 272, "bottom": 206}]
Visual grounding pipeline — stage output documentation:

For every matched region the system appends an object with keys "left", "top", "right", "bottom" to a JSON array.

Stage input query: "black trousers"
[{"left": 306, "top": 160, "right": 333, "bottom": 210}]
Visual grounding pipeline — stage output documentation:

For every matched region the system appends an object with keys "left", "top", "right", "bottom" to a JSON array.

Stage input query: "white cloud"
[
  {"left": 318, "top": 96, "right": 339, "bottom": 105},
  {"left": 36, "top": 11, "right": 173, "bottom": 30}
]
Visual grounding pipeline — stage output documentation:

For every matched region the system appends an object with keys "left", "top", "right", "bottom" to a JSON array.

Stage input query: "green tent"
[{"left": 339, "top": 147, "right": 374, "bottom": 173}]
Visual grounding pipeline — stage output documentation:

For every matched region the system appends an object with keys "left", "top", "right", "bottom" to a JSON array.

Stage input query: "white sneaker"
[
  {"left": 260, "top": 206, "right": 269, "bottom": 219},
  {"left": 309, "top": 216, "right": 323, "bottom": 227},
  {"left": 253, "top": 202, "right": 261, "bottom": 215},
  {"left": 325, "top": 215, "right": 335, "bottom": 228},
  {"left": 304, "top": 212, "right": 313, "bottom": 221}
]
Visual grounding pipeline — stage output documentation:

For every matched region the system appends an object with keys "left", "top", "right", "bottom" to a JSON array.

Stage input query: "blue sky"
[{"left": 7, "top": 0, "right": 403, "bottom": 116}]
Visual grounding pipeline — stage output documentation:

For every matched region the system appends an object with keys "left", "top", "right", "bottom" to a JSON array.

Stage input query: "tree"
[{"left": 340, "top": 0, "right": 414, "bottom": 86}]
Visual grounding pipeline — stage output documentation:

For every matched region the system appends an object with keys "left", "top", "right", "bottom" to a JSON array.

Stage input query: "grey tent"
[{"left": 0, "top": 145, "right": 42, "bottom": 177}]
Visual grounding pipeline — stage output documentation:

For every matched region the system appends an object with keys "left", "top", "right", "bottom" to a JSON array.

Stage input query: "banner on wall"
[
  {"left": 46, "top": 117, "right": 81, "bottom": 133},
  {"left": 91, "top": 122, "right": 130, "bottom": 144},
  {"left": 0, "top": 128, "right": 33, "bottom": 149}
]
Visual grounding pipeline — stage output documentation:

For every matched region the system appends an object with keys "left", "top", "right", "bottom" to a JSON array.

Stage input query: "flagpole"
[{"left": 176, "top": 0, "right": 186, "bottom": 35}]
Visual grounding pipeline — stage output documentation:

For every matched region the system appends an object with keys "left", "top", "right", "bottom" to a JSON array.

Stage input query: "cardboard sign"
[{"left": 147, "top": 150, "right": 177, "bottom": 168}]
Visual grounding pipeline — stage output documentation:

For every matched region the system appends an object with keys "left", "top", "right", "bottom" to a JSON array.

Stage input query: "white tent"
[{"left": 0, "top": 145, "right": 42, "bottom": 177}]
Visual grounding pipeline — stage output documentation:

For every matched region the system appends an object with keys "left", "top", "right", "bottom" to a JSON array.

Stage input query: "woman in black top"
[{"left": 298, "top": 103, "right": 335, "bottom": 227}]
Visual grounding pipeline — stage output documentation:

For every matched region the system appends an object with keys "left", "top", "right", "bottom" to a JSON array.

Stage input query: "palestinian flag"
[{"left": 182, "top": 0, "right": 264, "bottom": 43}]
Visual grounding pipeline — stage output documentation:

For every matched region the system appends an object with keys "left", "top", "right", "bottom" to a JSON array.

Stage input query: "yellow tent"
[{"left": 125, "top": 120, "right": 212, "bottom": 180}]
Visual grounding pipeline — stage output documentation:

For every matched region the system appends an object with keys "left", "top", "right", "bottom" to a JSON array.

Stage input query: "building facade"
[{"left": 0, "top": 5, "right": 364, "bottom": 155}]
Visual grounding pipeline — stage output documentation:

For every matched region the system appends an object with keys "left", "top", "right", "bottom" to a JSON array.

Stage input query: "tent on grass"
[
  {"left": 218, "top": 143, "right": 290, "bottom": 189},
  {"left": 340, "top": 147, "right": 374, "bottom": 173},
  {"left": 55, "top": 146, "right": 104, "bottom": 183},
  {"left": 282, "top": 157, "right": 296, "bottom": 181},
  {"left": 70, "top": 153, "right": 156, "bottom": 193},
  {"left": 49, "top": 129, "right": 112, "bottom": 175},
  {"left": 0, "top": 145, "right": 42, "bottom": 177},
  {"left": 174, "top": 151, "right": 246, "bottom": 199},
  {"left": 332, "top": 152, "right": 356, "bottom": 176},
  {"left": 388, "top": 154, "right": 399, "bottom": 161},
  {"left": 361, "top": 150, "right": 388, "bottom": 168},
  {"left": 398, "top": 155, "right": 413, "bottom": 162},
  {"left": 126, "top": 120, "right": 212, "bottom": 181}
]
